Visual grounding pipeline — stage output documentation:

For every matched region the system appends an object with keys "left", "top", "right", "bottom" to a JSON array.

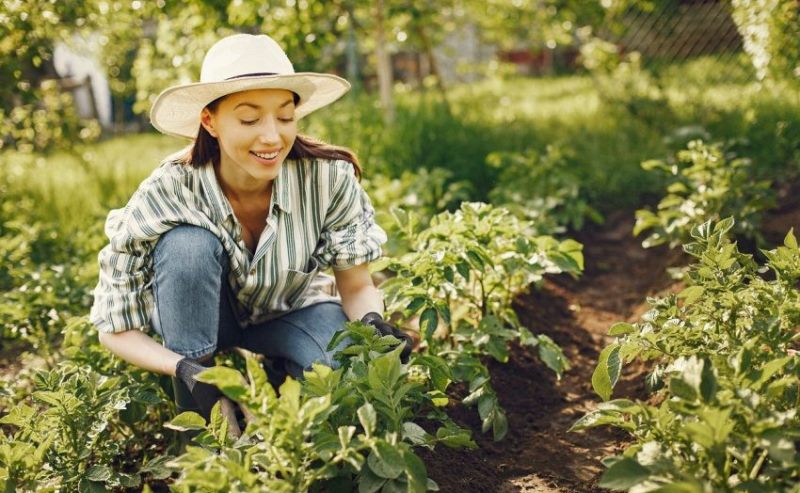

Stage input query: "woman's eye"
[
  {"left": 279, "top": 117, "right": 295, "bottom": 123},
  {"left": 240, "top": 119, "right": 258, "bottom": 126}
]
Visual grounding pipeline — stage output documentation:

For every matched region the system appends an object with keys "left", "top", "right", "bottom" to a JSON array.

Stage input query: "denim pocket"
[{"left": 284, "top": 256, "right": 320, "bottom": 308}]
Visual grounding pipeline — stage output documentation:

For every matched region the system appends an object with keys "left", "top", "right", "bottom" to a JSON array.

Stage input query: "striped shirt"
[{"left": 89, "top": 156, "right": 387, "bottom": 334}]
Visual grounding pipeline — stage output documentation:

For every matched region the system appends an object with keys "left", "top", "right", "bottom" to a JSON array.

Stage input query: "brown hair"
[{"left": 180, "top": 92, "right": 362, "bottom": 179}]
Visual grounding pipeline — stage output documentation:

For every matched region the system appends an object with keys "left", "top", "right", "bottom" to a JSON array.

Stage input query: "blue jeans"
[{"left": 150, "top": 225, "right": 349, "bottom": 379}]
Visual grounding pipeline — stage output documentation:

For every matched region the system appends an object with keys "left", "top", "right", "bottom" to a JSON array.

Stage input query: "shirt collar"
[{"left": 199, "top": 160, "right": 294, "bottom": 221}]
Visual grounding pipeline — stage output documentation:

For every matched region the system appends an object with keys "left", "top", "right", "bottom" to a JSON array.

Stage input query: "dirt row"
[
  {"left": 423, "top": 188, "right": 800, "bottom": 492},
  {"left": 421, "top": 212, "right": 687, "bottom": 492}
]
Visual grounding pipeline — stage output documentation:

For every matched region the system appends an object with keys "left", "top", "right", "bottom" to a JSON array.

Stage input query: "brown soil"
[{"left": 420, "top": 211, "right": 686, "bottom": 492}]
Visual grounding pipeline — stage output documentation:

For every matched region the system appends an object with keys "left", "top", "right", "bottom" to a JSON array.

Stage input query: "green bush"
[
  {"left": 574, "top": 219, "right": 800, "bottom": 491},
  {"left": 380, "top": 202, "right": 582, "bottom": 440},
  {"left": 488, "top": 145, "right": 603, "bottom": 235},
  {"left": 634, "top": 140, "right": 775, "bottom": 248},
  {"left": 165, "top": 325, "right": 474, "bottom": 492}
]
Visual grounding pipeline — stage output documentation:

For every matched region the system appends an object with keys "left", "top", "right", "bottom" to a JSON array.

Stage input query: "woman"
[{"left": 90, "top": 33, "right": 411, "bottom": 421}]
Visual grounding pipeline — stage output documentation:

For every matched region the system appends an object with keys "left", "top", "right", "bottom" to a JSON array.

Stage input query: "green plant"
[
  {"left": 634, "top": 140, "right": 776, "bottom": 248},
  {"left": 364, "top": 167, "right": 473, "bottom": 255},
  {"left": 0, "top": 319, "right": 173, "bottom": 492},
  {"left": 379, "top": 202, "right": 582, "bottom": 440},
  {"left": 573, "top": 219, "right": 800, "bottom": 491},
  {"left": 487, "top": 145, "right": 603, "bottom": 235},
  {"left": 165, "top": 322, "right": 475, "bottom": 492}
]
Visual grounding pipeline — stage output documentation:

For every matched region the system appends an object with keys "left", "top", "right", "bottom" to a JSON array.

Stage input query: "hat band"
[{"left": 225, "top": 72, "right": 278, "bottom": 80}]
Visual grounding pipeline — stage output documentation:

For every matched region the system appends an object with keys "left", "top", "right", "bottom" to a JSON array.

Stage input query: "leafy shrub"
[
  {"left": 380, "top": 202, "right": 583, "bottom": 440},
  {"left": 364, "top": 167, "right": 473, "bottom": 255},
  {"left": 0, "top": 319, "right": 174, "bottom": 492},
  {"left": 634, "top": 140, "right": 775, "bottom": 248},
  {"left": 731, "top": 0, "right": 800, "bottom": 82},
  {"left": 0, "top": 199, "right": 99, "bottom": 354},
  {"left": 574, "top": 219, "right": 800, "bottom": 491},
  {"left": 165, "top": 322, "right": 474, "bottom": 492},
  {"left": 487, "top": 145, "right": 603, "bottom": 235}
]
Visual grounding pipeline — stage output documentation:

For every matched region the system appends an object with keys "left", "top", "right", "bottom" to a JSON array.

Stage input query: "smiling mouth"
[{"left": 251, "top": 150, "right": 280, "bottom": 160}]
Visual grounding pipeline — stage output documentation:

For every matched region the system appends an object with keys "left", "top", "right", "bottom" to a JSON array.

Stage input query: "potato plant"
[
  {"left": 378, "top": 202, "right": 583, "bottom": 440},
  {"left": 0, "top": 319, "right": 174, "bottom": 492},
  {"left": 363, "top": 167, "right": 473, "bottom": 255},
  {"left": 634, "top": 140, "right": 775, "bottom": 248},
  {"left": 573, "top": 219, "right": 800, "bottom": 492},
  {"left": 165, "top": 322, "right": 475, "bottom": 492},
  {"left": 487, "top": 145, "right": 603, "bottom": 235}
]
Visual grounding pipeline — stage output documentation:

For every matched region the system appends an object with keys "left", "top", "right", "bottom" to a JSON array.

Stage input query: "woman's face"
[{"left": 201, "top": 88, "right": 298, "bottom": 187}]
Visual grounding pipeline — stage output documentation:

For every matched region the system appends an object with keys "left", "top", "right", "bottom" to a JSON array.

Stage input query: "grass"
[{"left": 3, "top": 63, "right": 799, "bottom": 236}]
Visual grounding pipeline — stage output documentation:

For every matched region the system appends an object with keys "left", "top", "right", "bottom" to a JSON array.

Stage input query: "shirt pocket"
[{"left": 284, "top": 256, "right": 320, "bottom": 309}]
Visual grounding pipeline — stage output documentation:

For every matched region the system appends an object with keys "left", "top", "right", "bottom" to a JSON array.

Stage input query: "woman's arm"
[
  {"left": 334, "top": 263, "right": 384, "bottom": 321},
  {"left": 98, "top": 330, "right": 184, "bottom": 376}
]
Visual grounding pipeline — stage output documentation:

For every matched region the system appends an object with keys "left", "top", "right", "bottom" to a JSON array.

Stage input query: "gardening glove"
[
  {"left": 175, "top": 357, "right": 223, "bottom": 422},
  {"left": 361, "top": 312, "right": 413, "bottom": 363}
]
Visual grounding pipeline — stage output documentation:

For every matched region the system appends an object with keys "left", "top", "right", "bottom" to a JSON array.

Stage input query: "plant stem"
[{"left": 749, "top": 448, "right": 768, "bottom": 480}]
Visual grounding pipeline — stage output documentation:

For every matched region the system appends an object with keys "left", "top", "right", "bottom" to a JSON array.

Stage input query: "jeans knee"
[{"left": 154, "top": 225, "right": 225, "bottom": 278}]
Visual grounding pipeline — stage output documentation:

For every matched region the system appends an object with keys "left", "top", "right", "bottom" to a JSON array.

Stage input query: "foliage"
[
  {"left": 573, "top": 219, "right": 800, "bottom": 491},
  {"left": 165, "top": 323, "right": 474, "bottom": 492},
  {"left": 364, "top": 167, "right": 473, "bottom": 254},
  {"left": 0, "top": 199, "right": 100, "bottom": 355},
  {"left": 487, "top": 145, "right": 603, "bottom": 235},
  {"left": 379, "top": 202, "right": 582, "bottom": 439},
  {"left": 731, "top": 0, "right": 800, "bottom": 82},
  {"left": 0, "top": 0, "right": 148, "bottom": 151},
  {"left": 0, "top": 319, "right": 174, "bottom": 493},
  {"left": 634, "top": 140, "right": 776, "bottom": 249}
]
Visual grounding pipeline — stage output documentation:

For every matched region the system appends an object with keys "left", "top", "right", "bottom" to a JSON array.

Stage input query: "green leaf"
[
  {"left": 139, "top": 455, "right": 173, "bottom": 480},
  {"left": 677, "top": 285, "right": 705, "bottom": 305},
  {"left": 435, "top": 425, "right": 477, "bottom": 449},
  {"left": 414, "top": 355, "right": 452, "bottom": 392},
  {"left": 608, "top": 323, "right": 635, "bottom": 336},
  {"left": 592, "top": 344, "right": 621, "bottom": 401},
  {"left": 406, "top": 297, "right": 426, "bottom": 314},
  {"left": 537, "top": 334, "right": 570, "bottom": 377},
  {"left": 85, "top": 464, "right": 112, "bottom": 482},
  {"left": 402, "top": 450, "right": 428, "bottom": 493},
  {"left": 357, "top": 402, "right": 377, "bottom": 436},
  {"left": 195, "top": 366, "right": 248, "bottom": 401},
  {"left": 465, "top": 249, "right": 485, "bottom": 269},
  {"left": 598, "top": 457, "right": 650, "bottom": 489},
  {"left": 164, "top": 411, "right": 206, "bottom": 432},
  {"left": 443, "top": 266, "right": 454, "bottom": 283},
  {"left": 0, "top": 404, "right": 35, "bottom": 426},
  {"left": 486, "top": 336, "right": 509, "bottom": 362},
  {"left": 420, "top": 307, "right": 438, "bottom": 338},
  {"left": 358, "top": 465, "right": 387, "bottom": 493},
  {"left": 492, "top": 409, "right": 508, "bottom": 441},
  {"left": 367, "top": 441, "right": 404, "bottom": 479},
  {"left": 456, "top": 260, "right": 470, "bottom": 281},
  {"left": 246, "top": 355, "right": 269, "bottom": 397},
  {"left": 784, "top": 228, "right": 797, "bottom": 249},
  {"left": 401, "top": 422, "right": 430, "bottom": 446}
]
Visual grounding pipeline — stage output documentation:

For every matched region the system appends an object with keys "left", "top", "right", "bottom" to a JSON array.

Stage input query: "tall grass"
[
  {"left": 2, "top": 134, "right": 183, "bottom": 233},
  {"left": 3, "top": 67, "right": 798, "bottom": 237}
]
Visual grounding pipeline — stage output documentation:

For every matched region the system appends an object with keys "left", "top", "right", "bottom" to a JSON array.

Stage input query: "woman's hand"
[
  {"left": 361, "top": 312, "right": 413, "bottom": 363},
  {"left": 175, "top": 358, "right": 224, "bottom": 421}
]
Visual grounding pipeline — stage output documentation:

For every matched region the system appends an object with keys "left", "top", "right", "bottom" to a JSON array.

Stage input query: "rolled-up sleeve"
[
  {"left": 313, "top": 162, "right": 387, "bottom": 271},
  {"left": 89, "top": 208, "right": 157, "bottom": 333}
]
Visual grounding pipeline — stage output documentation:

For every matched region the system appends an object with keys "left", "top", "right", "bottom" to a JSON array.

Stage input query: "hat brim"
[{"left": 149, "top": 73, "right": 351, "bottom": 139}]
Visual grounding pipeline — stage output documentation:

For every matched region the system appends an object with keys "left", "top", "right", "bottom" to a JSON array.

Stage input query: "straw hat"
[{"left": 150, "top": 33, "right": 351, "bottom": 139}]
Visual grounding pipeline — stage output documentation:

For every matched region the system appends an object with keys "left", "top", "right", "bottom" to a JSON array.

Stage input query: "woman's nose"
[{"left": 258, "top": 117, "right": 280, "bottom": 144}]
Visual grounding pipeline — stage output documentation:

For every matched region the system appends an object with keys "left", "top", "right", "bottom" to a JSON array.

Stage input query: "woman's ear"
[{"left": 200, "top": 108, "right": 218, "bottom": 138}]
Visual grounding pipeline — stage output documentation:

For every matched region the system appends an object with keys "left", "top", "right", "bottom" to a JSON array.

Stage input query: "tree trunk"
[
  {"left": 374, "top": 0, "right": 395, "bottom": 124},
  {"left": 416, "top": 22, "right": 451, "bottom": 113},
  {"left": 345, "top": 3, "right": 360, "bottom": 95}
]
